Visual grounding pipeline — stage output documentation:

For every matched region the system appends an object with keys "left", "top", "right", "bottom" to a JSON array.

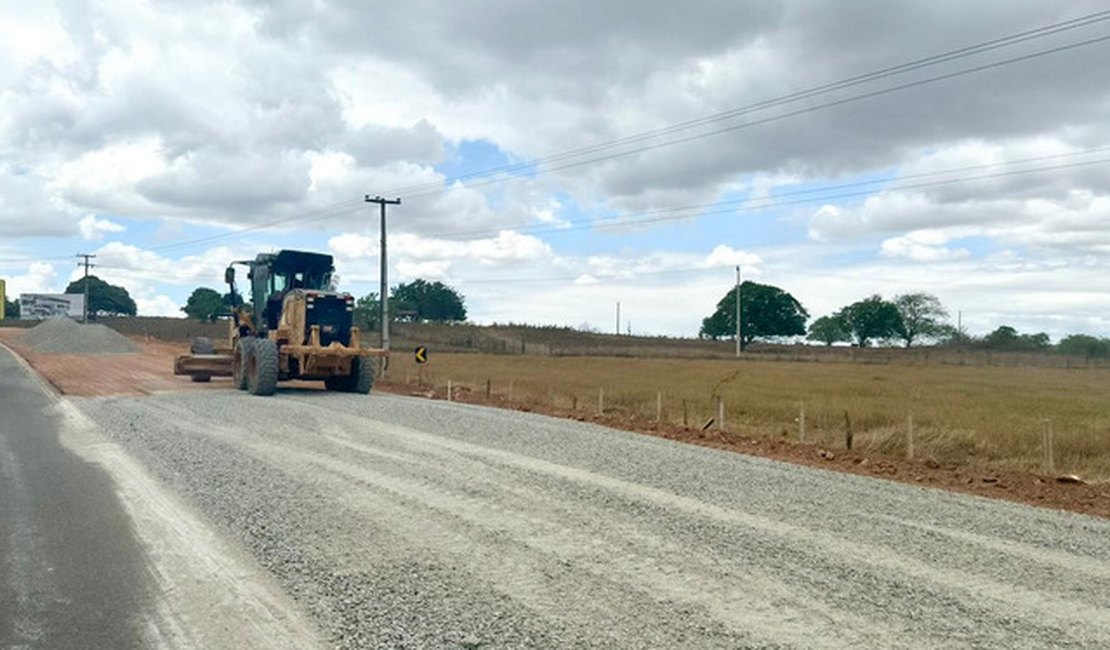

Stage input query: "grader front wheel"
[{"left": 247, "top": 339, "right": 279, "bottom": 396}]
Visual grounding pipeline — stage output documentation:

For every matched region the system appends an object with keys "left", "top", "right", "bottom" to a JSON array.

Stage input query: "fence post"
[
  {"left": 844, "top": 411, "right": 853, "bottom": 450},
  {"left": 447, "top": 379, "right": 453, "bottom": 402},
  {"left": 682, "top": 400, "right": 689, "bottom": 427},
  {"left": 598, "top": 387, "right": 605, "bottom": 415},
  {"left": 572, "top": 395, "right": 578, "bottom": 411},
  {"left": 907, "top": 413, "right": 915, "bottom": 460},
  {"left": 798, "top": 404, "right": 806, "bottom": 443},
  {"left": 485, "top": 378, "right": 491, "bottom": 398},
  {"left": 508, "top": 378, "right": 514, "bottom": 403},
  {"left": 656, "top": 392, "right": 663, "bottom": 424},
  {"left": 1043, "top": 419, "right": 1054, "bottom": 473},
  {"left": 715, "top": 395, "right": 725, "bottom": 431}
]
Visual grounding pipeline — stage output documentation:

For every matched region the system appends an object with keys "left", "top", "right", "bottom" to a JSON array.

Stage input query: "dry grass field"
[{"left": 388, "top": 352, "right": 1110, "bottom": 481}]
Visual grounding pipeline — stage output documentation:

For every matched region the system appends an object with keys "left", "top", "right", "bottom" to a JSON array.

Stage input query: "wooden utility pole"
[
  {"left": 735, "top": 266, "right": 741, "bottom": 357},
  {"left": 76, "top": 253, "right": 96, "bottom": 323},
  {"left": 365, "top": 195, "right": 401, "bottom": 376}
]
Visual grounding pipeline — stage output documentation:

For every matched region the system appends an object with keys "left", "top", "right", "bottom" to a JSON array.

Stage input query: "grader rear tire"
[
  {"left": 325, "top": 356, "right": 374, "bottom": 394},
  {"left": 190, "top": 336, "right": 214, "bottom": 355},
  {"left": 247, "top": 339, "right": 279, "bottom": 396},
  {"left": 233, "top": 339, "right": 253, "bottom": 391}
]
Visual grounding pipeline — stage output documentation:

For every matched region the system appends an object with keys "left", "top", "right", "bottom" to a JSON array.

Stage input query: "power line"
[
  {"left": 4, "top": 14, "right": 1109, "bottom": 261},
  {"left": 440, "top": 157, "right": 1110, "bottom": 286},
  {"left": 404, "top": 33, "right": 1110, "bottom": 200},
  {"left": 17, "top": 148, "right": 1110, "bottom": 274},
  {"left": 75, "top": 21, "right": 1110, "bottom": 259},
  {"left": 418, "top": 146, "right": 1110, "bottom": 242},
  {"left": 387, "top": 10, "right": 1110, "bottom": 196},
  {"left": 76, "top": 253, "right": 96, "bottom": 323}
]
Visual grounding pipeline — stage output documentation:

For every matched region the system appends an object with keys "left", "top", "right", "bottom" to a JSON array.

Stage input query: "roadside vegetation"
[{"left": 387, "top": 352, "right": 1110, "bottom": 481}]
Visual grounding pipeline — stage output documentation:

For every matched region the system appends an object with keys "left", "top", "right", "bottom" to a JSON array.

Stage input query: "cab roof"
[{"left": 264, "top": 250, "right": 334, "bottom": 275}]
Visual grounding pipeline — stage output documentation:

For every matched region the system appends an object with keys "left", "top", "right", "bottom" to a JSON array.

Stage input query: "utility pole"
[
  {"left": 364, "top": 195, "right": 401, "bottom": 376},
  {"left": 615, "top": 301, "right": 621, "bottom": 336},
  {"left": 76, "top": 253, "right": 96, "bottom": 323},
  {"left": 735, "top": 265, "right": 741, "bottom": 357}
]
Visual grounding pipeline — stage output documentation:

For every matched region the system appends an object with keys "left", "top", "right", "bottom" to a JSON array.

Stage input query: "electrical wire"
[
  {"left": 384, "top": 9, "right": 1110, "bottom": 196},
  {"left": 55, "top": 29, "right": 1110, "bottom": 259},
  {"left": 403, "top": 33, "right": 1110, "bottom": 200},
  {"left": 3, "top": 13, "right": 1109, "bottom": 263},
  {"left": 420, "top": 146, "right": 1110, "bottom": 241}
]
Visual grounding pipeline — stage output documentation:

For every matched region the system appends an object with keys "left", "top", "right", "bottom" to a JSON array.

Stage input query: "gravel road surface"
[{"left": 67, "top": 387, "right": 1110, "bottom": 649}]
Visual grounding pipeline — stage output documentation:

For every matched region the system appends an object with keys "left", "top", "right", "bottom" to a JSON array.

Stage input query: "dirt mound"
[{"left": 20, "top": 318, "right": 140, "bottom": 355}]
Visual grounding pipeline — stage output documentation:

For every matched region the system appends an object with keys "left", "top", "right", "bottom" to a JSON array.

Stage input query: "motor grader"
[{"left": 173, "top": 250, "right": 385, "bottom": 396}]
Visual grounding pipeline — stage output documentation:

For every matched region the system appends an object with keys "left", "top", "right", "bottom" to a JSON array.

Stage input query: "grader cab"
[{"left": 173, "top": 250, "right": 385, "bottom": 396}]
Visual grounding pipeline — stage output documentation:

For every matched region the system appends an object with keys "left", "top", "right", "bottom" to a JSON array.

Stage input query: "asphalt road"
[
  {"left": 64, "top": 386, "right": 1110, "bottom": 649},
  {"left": 0, "top": 346, "right": 319, "bottom": 649},
  {"left": 0, "top": 345, "right": 156, "bottom": 649}
]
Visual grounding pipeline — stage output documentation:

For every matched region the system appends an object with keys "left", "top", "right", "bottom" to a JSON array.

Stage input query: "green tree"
[
  {"left": 806, "top": 315, "right": 851, "bottom": 346},
  {"left": 933, "top": 323, "right": 965, "bottom": 346},
  {"left": 222, "top": 288, "right": 244, "bottom": 308},
  {"left": 699, "top": 281, "right": 808, "bottom": 349},
  {"left": 983, "top": 325, "right": 1050, "bottom": 351},
  {"left": 392, "top": 279, "right": 467, "bottom": 322},
  {"left": 3, "top": 298, "right": 18, "bottom": 320},
  {"left": 893, "top": 292, "right": 949, "bottom": 348},
  {"left": 984, "top": 325, "right": 1020, "bottom": 349},
  {"left": 353, "top": 292, "right": 380, "bottom": 330},
  {"left": 1056, "top": 334, "right": 1110, "bottom": 359},
  {"left": 182, "top": 287, "right": 225, "bottom": 321},
  {"left": 837, "top": 295, "right": 904, "bottom": 347},
  {"left": 64, "top": 275, "right": 137, "bottom": 317}
]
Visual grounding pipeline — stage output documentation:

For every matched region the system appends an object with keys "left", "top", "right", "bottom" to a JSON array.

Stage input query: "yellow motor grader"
[{"left": 173, "top": 250, "right": 385, "bottom": 396}]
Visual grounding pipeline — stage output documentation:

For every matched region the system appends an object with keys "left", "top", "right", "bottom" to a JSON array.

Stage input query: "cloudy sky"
[{"left": 2, "top": 1, "right": 1110, "bottom": 339}]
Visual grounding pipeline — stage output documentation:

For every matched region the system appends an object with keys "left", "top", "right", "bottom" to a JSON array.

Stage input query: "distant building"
[{"left": 19, "top": 294, "right": 85, "bottom": 320}]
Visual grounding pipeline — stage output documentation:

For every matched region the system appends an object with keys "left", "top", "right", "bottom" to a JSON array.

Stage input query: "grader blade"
[{"left": 173, "top": 353, "right": 234, "bottom": 383}]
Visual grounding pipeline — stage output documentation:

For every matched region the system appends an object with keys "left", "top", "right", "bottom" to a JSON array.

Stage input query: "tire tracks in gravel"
[
  {"left": 78, "top": 391, "right": 1110, "bottom": 648},
  {"left": 281, "top": 396, "right": 1110, "bottom": 645}
]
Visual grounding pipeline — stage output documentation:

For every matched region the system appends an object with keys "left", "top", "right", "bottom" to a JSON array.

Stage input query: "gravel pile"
[{"left": 20, "top": 317, "right": 139, "bottom": 354}]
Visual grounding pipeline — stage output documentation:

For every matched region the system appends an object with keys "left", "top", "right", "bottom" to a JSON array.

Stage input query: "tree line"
[
  {"left": 699, "top": 282, "right": 1110, "bottom": 358},
  {"left": 11, "top": 272, "right": 1106, "bottom": 359},
  {"left": 181, "top": 278, "right": 467, "bottom": 327}
]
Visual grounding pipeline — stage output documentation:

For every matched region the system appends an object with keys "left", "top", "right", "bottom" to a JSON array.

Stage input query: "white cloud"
[
  {"left": 2, "top": 261, "right": 60, "bottom": 298},
  {"left": 78, "top": 214, "right": 125, "bottom": 240},
  {"left": 328, "top": 232, "right": 377, "bottom": 260},
  {"left": 135, "top": 294, "right": 182, "bottom": 317},
  {"left": 396, "top": 259, "right": 451, "bottom": 279},
  {"left": 702, "top": 244, "right": 762, "bottom": 268},
  {"left": 880, "top": 235, "right": 970, "bottom": 262}
]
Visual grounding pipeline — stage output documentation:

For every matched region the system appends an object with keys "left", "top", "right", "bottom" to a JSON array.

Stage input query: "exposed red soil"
[
  {"left": 0, "top": 330, "right": 225, "bottom": 397},
  {"left": 2, "top": 328, "right": 1104, "bottom": 519}
]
